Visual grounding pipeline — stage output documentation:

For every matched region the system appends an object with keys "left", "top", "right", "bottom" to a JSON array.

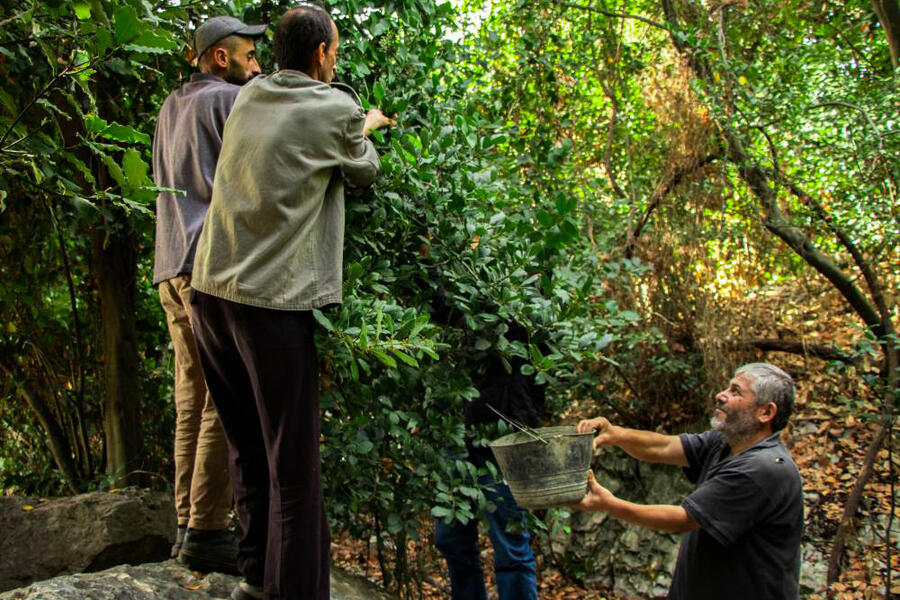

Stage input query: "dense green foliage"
[
  {"left": 0, "top": 0, "right": 640, "bottom": 591},
  {"left": 1, "top": 0, "right": 898, "bottom": 594}
]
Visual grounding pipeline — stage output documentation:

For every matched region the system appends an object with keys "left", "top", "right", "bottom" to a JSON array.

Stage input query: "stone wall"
[{"left": 539, "top": 450, "right": 691, "bottom": 599}]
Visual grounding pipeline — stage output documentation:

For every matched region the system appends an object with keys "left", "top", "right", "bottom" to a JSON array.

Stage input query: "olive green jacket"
[{"left": 193, "top": 70, "right": 380, "bottom": 310}]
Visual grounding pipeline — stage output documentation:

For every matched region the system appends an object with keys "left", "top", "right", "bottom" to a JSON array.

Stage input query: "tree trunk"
[
  {"left": 659, "top": 0, "right": 898, "bottom": 586},
  {"left": 872, "top": 0, "right": 900, "bottom": 69},
  {"left": 91, "top": 222, "right": 143, "bottom": 487},
  {"left": 0, "top": 364, "right": 84, "bottom": 494}
]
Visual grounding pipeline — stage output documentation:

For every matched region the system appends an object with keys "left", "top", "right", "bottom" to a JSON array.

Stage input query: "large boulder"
[
  {"left": 0, "top": 560, "right": 397, "bottom": 600},
  {"left": 0, "top": 489, "right": 398, "bottom": 600},
  {"left": 0, "top": 489, "right": 175, "bottom": 592}
]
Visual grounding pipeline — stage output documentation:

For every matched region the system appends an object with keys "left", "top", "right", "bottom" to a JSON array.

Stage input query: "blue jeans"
[{"left": 434, "top": 447, "right": 538, "bottom": 600}]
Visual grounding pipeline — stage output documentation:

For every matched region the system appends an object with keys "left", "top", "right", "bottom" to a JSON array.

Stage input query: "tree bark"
[
  {"left": 50, "top": 88, "right": 145, "bottom": 487},
  {"left": 658, "top": 0, "right": 898, "bottom": 587},
  {"left": 735, "top": 338, "right": 863, "bottom": 366},
  {"left": 0, "top": 363, "right": 83, "bottom": 494},
  {"left": 91, "top": 222, "right": 143, "bottom": 486},
  {"left": 872, "top": 0, "right": 900, "bottom": 69}
]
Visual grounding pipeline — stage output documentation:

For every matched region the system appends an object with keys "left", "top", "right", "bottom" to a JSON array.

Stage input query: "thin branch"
[
  {"left": 0, "top": 64, "right": 75, "bottom": 151},
  {"left": 753, "top": 125, "right": 781, "bottom": 180},
  {"left": 887, "top": 419, "right": 895, "bottom": 600},
  {"left": 586, "top": 2, "right": 629, "bottom": 200},
  {"left": 560, "top": 2, "right": 669, "bottom": 30},
  {"left": 46, "top": 197, "right": 92, "bottom": 475},
  {"left": 0, "top": 33, "right": 77, "bottom": 47},
  {"left": 731, "top": 338, "right": 863, "bottom": 366},
  {"left": 831, "top": 27, "right": 883, "bottom": 74},
  {"left": 786, "top": 181, "right": 892, "bottom": 340},
  {"left": 719, "top": 124, "right": 885, "bottom": 334},
  {"left": 808, "top": 101, "right": 886, "bottom": 152},
  {"left": 0, "top": 9, "right": 32, "bottom": 28},
  {"left": 0, "top": 361, "right": 84, "bottom": 493},
  {"left": 625, "top": 152, "right": 720, "bottom": 254}
]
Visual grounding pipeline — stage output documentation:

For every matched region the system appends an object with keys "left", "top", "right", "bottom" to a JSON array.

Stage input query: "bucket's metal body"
[{"left": 489, "top": 425, "right": 593, "bottom": 510}]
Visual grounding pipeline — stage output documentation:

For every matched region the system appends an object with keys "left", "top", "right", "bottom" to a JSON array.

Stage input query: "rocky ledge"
[{"left": 0, "top": 560, "right": 395, "bottom": 600}]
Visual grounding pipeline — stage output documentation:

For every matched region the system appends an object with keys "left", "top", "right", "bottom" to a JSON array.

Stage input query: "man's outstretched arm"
[
  {"left": 572, "top": 471, "right": 699, "bottom": 533},
  {"left": 576, "top": 416, "right": 688, "bottom": 467}
]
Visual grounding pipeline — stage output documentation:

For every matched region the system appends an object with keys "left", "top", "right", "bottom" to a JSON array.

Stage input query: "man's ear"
[
  {"left": 213, "top": 46, "right": 229, "bottom": 68},
  {"left": 758, "top": 402, "right": 777, "bottom": 425},
  {"left": 316, "top": 41, "right": 326, "bottom": 65}
]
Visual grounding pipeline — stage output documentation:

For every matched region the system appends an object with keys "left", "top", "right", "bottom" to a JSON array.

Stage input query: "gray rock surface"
[
  {"left": 542, "top": 450, "right": 688, "bottom": 599},
  {"left": 0, "top": 489, "right": 175, "bottom": 592},
  {"left": 0, "top": 560, "right": 396, "bottom": 600},
  {"left": 0, "top": 490, "right": 397, "bottom": 600}
]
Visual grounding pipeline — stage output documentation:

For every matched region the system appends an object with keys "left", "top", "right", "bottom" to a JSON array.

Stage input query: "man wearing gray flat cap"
[
  {"left": 152, "top": 14, "right": 266, "bottom": 575},
  {"left": 192, "top": 16, "right": 267, "bottom": 79}
]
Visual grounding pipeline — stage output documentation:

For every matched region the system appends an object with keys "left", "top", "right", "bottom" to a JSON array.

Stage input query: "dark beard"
[{"left": 223, "top": 61, "right": 252, "bottom": 86}]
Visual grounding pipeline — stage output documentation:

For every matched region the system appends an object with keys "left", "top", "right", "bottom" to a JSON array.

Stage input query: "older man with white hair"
[{"left": 574, "top": 363, "right": 803, "bottom": 600}]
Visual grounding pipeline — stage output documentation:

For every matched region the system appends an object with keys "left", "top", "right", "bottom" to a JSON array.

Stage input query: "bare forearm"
[
  {"left": 604, "top": 496, "right": 698, "bottom": 533},
  {"left": 608, "top": 426, "right": 687, "bottom": 466},
  {"left": 572, "top": 470, "right": 698, "bottom": 533},
  {"left": 364, "top": 108, "right": 394, "bottom": 136}
]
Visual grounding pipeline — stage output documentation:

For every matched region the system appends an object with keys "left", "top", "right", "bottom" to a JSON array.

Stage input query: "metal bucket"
[{"left": 489, "top": 425, "right": 593, "bottom": 510}]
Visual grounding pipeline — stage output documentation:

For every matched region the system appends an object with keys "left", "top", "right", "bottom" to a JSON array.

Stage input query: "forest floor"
[{"left": 332, "top": 373, "right": 899, "bottom": 600}]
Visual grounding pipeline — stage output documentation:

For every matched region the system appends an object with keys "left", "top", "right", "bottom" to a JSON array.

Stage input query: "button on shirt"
[
  {"left": 192, "top": 70, "right": 380, "bottom": 310},
  {"left": 669, "top": 430, "right": 803, "bottom": 600}
]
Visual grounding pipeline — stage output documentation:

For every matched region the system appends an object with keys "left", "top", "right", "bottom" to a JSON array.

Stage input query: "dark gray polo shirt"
[
  {"left": 152, "top": 73, "right": 241, "bottom": 285},
  {"left": 669, "top": 430, "right": 803, "bottom": 600}
]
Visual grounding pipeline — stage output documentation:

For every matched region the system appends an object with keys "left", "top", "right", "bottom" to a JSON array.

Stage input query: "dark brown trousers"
[{"left": 192, "top": 291, "right": 329, "bottom": 600}]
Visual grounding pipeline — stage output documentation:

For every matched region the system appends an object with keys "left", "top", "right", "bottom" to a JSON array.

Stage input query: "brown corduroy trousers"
[{"left": 158, "top": 275, "right": 232, "bottom": 530}]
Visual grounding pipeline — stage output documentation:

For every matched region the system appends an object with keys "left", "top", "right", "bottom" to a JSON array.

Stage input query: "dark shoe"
[
  {"left": 231, "top": 580, "right": 263, "bottom": 600},
  {"left": 177, "top": 528, "right": 238, "bottom": 574},
  {"left": 171, "top": 525, "right": 187, "bottom": 558}
]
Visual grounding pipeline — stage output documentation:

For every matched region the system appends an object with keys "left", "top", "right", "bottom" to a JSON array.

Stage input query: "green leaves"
[
  {"left": 72, "top": 2, "right": 91, "bottom": 20},
  {"left": 312, "top": 309, "right": 335, "bottom": 331},
  {"left": 113, "top": 6, "right": 142, "bottom": 44},
  {"left": 85, "top": 114, "right": 151, "bottom": 146},
  {"left": 126, "top": 30, "right": 179, "bottom": 54},
  {"left": 121, "top": 149, "right": 148, "bottom": 184}
]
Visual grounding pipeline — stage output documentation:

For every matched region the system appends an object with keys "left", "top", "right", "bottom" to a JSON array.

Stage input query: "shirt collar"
[{"left": 189, "top": 72, "right": 227, "bottom": 84}]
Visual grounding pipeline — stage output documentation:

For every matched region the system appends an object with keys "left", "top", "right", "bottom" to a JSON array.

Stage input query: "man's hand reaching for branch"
[{"left": 364, "top": 108, "right": 396, "bottom": 136}]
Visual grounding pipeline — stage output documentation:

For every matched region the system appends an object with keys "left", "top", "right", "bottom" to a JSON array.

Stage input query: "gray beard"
[{"left": 710, "top": 408, "right": 760, "bottom": 444}]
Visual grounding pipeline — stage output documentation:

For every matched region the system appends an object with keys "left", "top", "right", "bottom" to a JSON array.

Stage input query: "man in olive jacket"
[{"left": 190, "top": 6, "right": 394, "bottom": 600}]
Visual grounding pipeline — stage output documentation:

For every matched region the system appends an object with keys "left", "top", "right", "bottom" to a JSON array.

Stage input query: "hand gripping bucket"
[{"left": 489, "top": 426, "right": 593, "bottom": 510}]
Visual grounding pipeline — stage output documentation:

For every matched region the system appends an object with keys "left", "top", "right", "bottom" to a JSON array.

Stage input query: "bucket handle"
[{"left": 487, "top": 404, "right": 549, "bottom": 445}]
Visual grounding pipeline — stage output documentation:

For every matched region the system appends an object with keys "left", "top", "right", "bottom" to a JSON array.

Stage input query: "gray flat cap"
[{"left": 193, "top": 16, "right": 267, "bottom": 58}]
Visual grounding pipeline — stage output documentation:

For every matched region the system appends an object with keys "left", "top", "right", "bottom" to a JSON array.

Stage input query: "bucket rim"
[{"left": 489, "top": 425, "right": 593, "bottom": 448}]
